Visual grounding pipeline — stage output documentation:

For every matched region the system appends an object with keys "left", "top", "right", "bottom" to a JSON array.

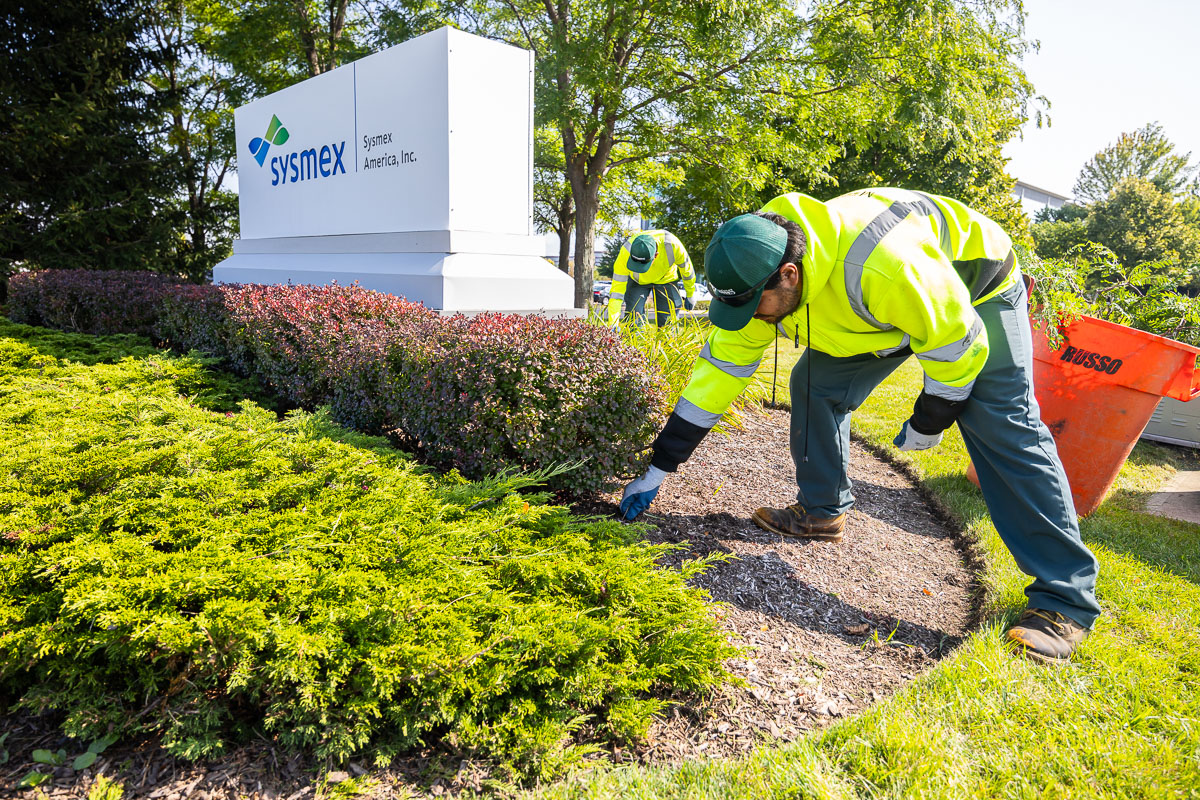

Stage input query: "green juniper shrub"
[
  {"left": 8, "top": 270, "right": 185, "bottom": 337},
  {"left": 0, "top": 318, "right": 159, "bottom": 365},
  {"left": 0, "top": 334, "right": 734, "bottom": 781},
  {"left": 0, "top": 318, "right": 265, "bottom": 412}
]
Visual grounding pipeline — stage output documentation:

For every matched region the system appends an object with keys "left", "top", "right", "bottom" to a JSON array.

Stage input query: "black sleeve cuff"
[
  {"left": 650, "top": 412, "right": 711, "bottom": 472},
  {"left": 910, "top": 390, "right": 968, "bottom": 435}
]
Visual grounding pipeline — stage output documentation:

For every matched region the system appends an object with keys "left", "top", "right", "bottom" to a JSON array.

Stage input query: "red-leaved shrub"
[
  {"left": 155, "top": 283, "right": 665, "bottom": 492},
  {"left": 162, "top": 283, "right": 438, "bottom": 409},
  {"left": 9, "top": 270, "right": 185, "bottom": 337},
  {"left": 354, "top": 313, "right": 665, "bottom": 491},
  {"left": 13, "top": 272, "right": 666, "bottom": 491}
]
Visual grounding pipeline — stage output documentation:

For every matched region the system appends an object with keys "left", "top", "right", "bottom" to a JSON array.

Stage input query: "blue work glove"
[
  {"left": 893, "top": 420, "right": 943, "bottom": 451},
  {"left": 683, "top": 295, "right": 695, "bottom": 311},
  {"left": 619, "top": 465, "right": 667, "bottom": 520}
]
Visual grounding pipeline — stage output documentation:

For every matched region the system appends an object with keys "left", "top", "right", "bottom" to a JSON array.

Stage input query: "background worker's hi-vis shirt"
[
  {"left": 606, "top": 229, "right": 697, "bottom": 324},
  {"left": 652, "top": 188, "right": 1019, "bottom": 473}
]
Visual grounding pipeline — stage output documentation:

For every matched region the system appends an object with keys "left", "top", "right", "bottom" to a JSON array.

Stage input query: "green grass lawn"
[{"left": 528, "top": 340, "right": 1200, "bottom": 799}]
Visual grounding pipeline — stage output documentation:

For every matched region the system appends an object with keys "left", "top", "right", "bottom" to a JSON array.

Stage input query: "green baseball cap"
[
  {"left": 627, "top": 234, "right": 658, "bottom": 273},
  {"left": 704, "top": 213, "right": 789, "bottom": 330}
]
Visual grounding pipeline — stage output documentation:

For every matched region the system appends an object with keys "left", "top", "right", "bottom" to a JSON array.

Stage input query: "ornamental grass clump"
[
  {"left": 616, "top": 314, "right": 770, "bottom": 432},
  {"left": 0, "top": 320, "right": 734, "bottom": 781}
]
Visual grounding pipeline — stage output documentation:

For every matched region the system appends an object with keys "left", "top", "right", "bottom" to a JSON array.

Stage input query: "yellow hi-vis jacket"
[
  {"left": 651, "top": 188, "right": 1019, "bottom": 472},
  {"left": 606, "top": 229, "right": 697, "bottom": 324}
]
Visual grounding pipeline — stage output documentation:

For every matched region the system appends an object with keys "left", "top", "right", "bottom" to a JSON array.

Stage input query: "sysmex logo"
[
  {"left": 247, "top": 114, "right": 348, "bottom": 186},
  {"left": 247, "top": 115, "right": 289, "bottom": 166}
]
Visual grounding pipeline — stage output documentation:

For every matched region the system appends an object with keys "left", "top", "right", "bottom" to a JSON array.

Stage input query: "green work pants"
[
  {"left": 788, "top": 279, "right": 1101, "bottom": 628},
  {"left": 623, "top": 281, "right": 682, "bottom": 327}
]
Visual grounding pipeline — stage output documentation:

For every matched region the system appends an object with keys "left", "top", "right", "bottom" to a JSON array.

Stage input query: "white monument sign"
[{"left": 213, "top": 26, "right": 575, "bottom": 315}]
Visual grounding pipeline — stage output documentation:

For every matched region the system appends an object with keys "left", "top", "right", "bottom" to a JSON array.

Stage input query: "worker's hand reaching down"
[
  {"left": 893, "top": 420, "right": 943, "bottom": 451},
  {"left": 619, "top": 466, "right": 667, "bottom": 520}
]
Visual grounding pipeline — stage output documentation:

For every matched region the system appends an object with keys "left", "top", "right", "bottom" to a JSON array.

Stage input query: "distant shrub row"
[
  {"left": 7, "top": 272, "right": 666, "bottom": 492},
  {"left": 7, "top": 269, "right": 184, "bottom": 338}
]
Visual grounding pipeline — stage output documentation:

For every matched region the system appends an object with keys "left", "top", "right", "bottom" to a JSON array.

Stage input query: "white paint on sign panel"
[{"left": 214, "top": 26, "right": 574, "bottom": 315}]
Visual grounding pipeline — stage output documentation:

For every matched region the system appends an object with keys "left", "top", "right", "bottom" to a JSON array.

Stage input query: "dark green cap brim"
[
  {"left": 707, "top": 290, "right": 764, "bottom": 331},
  {"left": 628, "top": 234, "right": 657, "bottom": 273}
]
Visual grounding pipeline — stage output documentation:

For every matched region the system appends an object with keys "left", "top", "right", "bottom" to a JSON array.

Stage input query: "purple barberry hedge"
[
  {"left": 8, "top": 272, "right": 667, "bottom": 492},
  {"left": 8, "top": 270, "right": 185, "bottom": 337}
]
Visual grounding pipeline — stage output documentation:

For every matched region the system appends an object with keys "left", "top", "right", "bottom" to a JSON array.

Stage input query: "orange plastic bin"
[{"left": 967, "top": 315, "right": 1200, "bottom": 516}]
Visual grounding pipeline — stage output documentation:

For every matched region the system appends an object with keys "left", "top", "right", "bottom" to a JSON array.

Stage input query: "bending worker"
[
  {"left": 606, "top": 229, "right": 697, "bottom": 326},
  {"left": 619, "top": 188, "right": 1100, "bottom": 663}
]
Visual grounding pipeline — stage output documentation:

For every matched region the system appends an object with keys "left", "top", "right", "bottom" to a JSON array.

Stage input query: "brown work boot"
[
  {"left": 751, "top": 504, "right": 846, "bottom": 542},
  {"left": 1006, "top": 608, "right": 1089, "bottom": 664}
]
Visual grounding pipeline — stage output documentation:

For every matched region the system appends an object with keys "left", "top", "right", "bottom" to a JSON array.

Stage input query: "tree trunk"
[
  {"left": 292, "top": 0, "right": 322, "bottom": 75},
  {"left": 555, "top": 195, "right": 574, "bottom": 274},
  {"left": 571, "top": 186, "right": 599, "bottom": 308},
  {"left": 557, "top": 228, "right": 571, "bottom": 275}
]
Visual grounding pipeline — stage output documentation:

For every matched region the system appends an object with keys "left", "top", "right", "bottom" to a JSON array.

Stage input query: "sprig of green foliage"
[{"left": 1022, "top": 244, "right": 1200, "bottom": 351}]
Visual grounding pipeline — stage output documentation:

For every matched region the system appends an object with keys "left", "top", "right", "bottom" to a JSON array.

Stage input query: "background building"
[{"left": 1014, "top": 179, "right": 1071, "bottom": 217}]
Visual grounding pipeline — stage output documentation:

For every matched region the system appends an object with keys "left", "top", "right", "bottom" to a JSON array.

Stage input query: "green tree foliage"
[
  {"left": 788, "top": 0, "right": 1035, "bottom": 236},
  {"left": 1073, "top": 122, "right": 1198, "bottom": 204},
  {"left": 1030, "top": 218, "right": 1090, "bottom": 261},
  {"left": 148, "top": 0, "right": 241, "bottom": 281},
  {"left": 191, "top": 0, "right": 370, "bottom": 90},
  {"left": 658, "top": 0, "right": 1039, "bottom": 270},
  {"left": 534, "top": 127, "right": 575, "bottom": 273},
  {"left": 191, "top": 0, "right": 451, "bottom": 95},
  {"left": 1034, "top": 203, "right": 1088, "bottom": 223},
  {"left": 1030, "top": 203, "right": 1089, "bottom": 261},
  {"left": 0, "top": 0, "right": 179, "bottom": 288},
  {"left": 1179, "top": 195, "right": 1200, "bottom": 230},
  {"left": 595, "top": 236, "right": 625, "bottom": 279},
  {"left": 468, "top": 0, "right": 809, "bottom": 307},
  {"left": 1085, "top": 177, "right": 1200, "bottom": 276},
  {"left": 535, "top": 130, "right": 671, "bottom": 276}
]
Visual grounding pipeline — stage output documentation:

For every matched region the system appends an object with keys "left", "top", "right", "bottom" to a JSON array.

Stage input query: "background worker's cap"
[
  {"left": 704, "top": 214, "right": 789, "bottom": 330},
  {"left": 627, "top": 234, "right": 658, "bottom": 273}
]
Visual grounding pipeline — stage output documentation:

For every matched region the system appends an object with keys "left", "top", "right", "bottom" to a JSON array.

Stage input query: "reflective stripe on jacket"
[
  {"left": 607, "top": 229, "right": 697, "bottom": 324},
  {"left": 663, "top": 188, "right": 1018, "bottom": 455}
]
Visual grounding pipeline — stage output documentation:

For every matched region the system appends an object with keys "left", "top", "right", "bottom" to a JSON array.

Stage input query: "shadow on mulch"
[{"left": 573, "top": 407, "right": 980, "bottom": 765}]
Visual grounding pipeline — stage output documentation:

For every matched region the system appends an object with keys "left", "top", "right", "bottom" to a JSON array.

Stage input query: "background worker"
[
  {"left": 606, "top": 230, "right": 697, "bottom": 326},
  {"left": 618, "top": 188, "right": 1101, "bottom": 664}
]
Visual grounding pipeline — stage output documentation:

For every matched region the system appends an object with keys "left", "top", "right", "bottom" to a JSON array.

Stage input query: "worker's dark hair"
[{"left": 753, "top": 211, "right": 806, "bottom": 290}]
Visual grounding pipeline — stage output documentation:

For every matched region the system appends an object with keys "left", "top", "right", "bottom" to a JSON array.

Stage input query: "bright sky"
[{"left": 1002, "top": 0, "right": 1200, "bottom": 200}]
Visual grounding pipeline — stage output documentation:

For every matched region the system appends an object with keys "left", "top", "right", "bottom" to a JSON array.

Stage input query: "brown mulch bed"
[
  {"left": 596, "top": 407, "right": 978, "bottom": 765},
  {"left": 0, "top": 409, "right": 978, "bottom": 798}
]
